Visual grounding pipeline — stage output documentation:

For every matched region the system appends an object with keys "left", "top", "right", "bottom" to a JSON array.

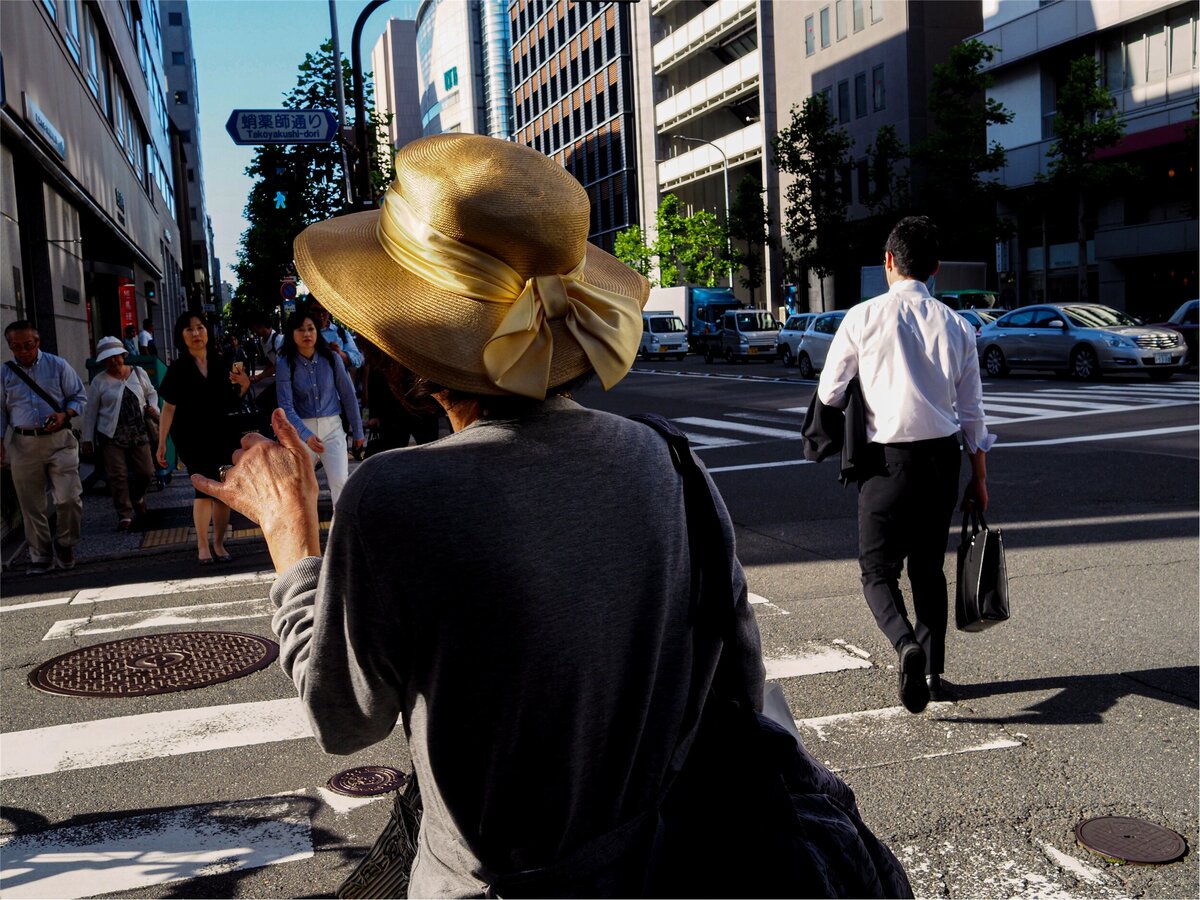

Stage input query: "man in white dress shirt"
[{"left": 818, "top": 216, "right": 994, "bottom": 714}]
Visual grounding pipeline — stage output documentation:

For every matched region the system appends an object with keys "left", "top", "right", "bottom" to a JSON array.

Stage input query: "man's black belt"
[{"left": 12, "top": 426, "right": 54, "bottom": 436}]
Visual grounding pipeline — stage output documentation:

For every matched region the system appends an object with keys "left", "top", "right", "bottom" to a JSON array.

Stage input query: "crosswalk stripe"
[
  {"left": 41, "top": 598, "right": 273, "bottom": 641},
  {"left": 674, "top": 417, "right": 802, "bottom": 439},
  {"left": 1076, "top": 383, "right": 1197, "bottom": 394},
  {"left": 679, "top": 432, "right": 745, "bottom": 449},
  {"left": 981, "top": 394, "right": 1130, "bottom": 411},
  {"left": 765, "top": 644, "right": 873, "bottom": 679},
  {"left": 0, "top": 596, "right": 73, "bottom": 613},
  {"left": 71, "top": 571, "right": 276, "bottom": 606},
  {"left": 0, "top": 797, "right": 313, "bottom": 900},
  {"left": 0, "top": 698, "right": 312, "bottom": 781}
]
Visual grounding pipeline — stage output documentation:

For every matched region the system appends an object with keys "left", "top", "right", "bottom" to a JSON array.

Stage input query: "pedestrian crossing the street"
[
  {"left": 668, "top": 382, "right": 1200, "bottom": 450},
  {"left": 0, "top": 575, "right": 1136, "bottom": 898}
]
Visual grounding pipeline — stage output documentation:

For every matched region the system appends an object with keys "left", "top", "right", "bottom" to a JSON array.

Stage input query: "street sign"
[
  {"left": 280, "top": 281, "right": 298, "bottom": 301},
  {"left": 225, "top": 109, "right": 338, "bottom": 145}
]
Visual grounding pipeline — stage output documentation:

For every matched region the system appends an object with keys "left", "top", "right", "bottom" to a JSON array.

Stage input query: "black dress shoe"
[
  {"left": 897, "top": 642, "right": 930, "bottom": 713},
  {"left": 926, "top": 674, "right": 956, "bottom": 702}
]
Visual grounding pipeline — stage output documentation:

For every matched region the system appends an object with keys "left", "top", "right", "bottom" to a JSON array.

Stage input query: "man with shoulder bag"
[
  {"left": 817, "top": 217, "right": 994, "bottom": 713},
  {"left": 1, "top": 321, "right": 87, "bottom": 572}
]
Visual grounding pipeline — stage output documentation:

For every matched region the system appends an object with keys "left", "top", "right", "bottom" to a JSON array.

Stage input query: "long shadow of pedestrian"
[{"left": 950, "top": 666, "right": 1198, "bottom": 725}]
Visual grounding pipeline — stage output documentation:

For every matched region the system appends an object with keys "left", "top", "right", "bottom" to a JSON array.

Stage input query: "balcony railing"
[
  {"left": 657, "top": 121, "right": 764, "bottom": 191},
  {"left": 650, "top": 0, "right": 684, "bottom": 15},
  {"left": 656, "top": 54, "right": 759, "bottom": 133},
  {"left": 652, "top": 0, "right": 757, "bottom": 75}
]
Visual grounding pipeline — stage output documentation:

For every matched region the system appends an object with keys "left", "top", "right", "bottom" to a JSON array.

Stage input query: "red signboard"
[{"left": 118, "top": 282, "right": 137, "bottom": 330}]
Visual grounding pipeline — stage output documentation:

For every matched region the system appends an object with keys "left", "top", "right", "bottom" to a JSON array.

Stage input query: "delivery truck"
[{"left": 647, "top": 285, "right": 743, "bottom": 358}]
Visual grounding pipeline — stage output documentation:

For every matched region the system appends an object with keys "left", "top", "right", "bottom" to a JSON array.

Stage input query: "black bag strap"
[
  {"left": 961, "top": 507, "right": 986, "bottom": 542},
  {"left": 5, "top": 360, "right": 63, "bottom": 414}
]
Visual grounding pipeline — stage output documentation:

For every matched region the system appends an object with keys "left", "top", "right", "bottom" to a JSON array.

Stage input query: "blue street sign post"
[{"left": 225, "top": 109, "right": 338, "bottom": 145}]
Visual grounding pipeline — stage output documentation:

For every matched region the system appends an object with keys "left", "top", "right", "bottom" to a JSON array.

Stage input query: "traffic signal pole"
[
  {"left": 350, "top": 0, "right": 388, "bottom": 209},
  {"left": 329, "top": 0, "right": 354, "bottom": 208}
]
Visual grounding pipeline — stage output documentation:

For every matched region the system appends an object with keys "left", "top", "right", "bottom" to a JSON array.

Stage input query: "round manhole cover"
[
  {"left": 29, "top": 631, "right": 278, "bottom": 697},
  {"left": 1076, "top": 817, "right": 1186, "bottom": 865},
  {"left": 327, "top": 766, "right": 406, "bottom": 797}
]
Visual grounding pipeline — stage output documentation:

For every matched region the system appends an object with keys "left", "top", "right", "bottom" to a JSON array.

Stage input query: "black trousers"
[{"left": 856, "top": 435, "right": 961, "bottom": 675}]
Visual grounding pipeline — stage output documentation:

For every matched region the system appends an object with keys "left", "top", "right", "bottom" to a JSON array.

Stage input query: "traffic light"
[{"left": 145, "top": 280, "right": 157, "bottom": 302}]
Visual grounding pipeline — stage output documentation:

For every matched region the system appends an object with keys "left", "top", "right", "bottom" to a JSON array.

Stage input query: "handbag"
[
  {"left": 955, "top": 509, "right": 1010, "bottom": 632},
  {"left": 134, "top": 367, "right": 160, "bottom": 448}
]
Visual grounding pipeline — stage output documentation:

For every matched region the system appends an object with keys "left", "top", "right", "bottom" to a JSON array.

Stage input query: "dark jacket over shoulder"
[{"left": 801, "top": 377, "right": 870, "bottom": 485}]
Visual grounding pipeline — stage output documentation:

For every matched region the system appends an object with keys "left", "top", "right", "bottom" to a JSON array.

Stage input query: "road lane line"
[
  {"left": 764, "top": 643, "right": 873, "bottom": 680},
  {"left": 748, "top": 592, "right": 790, "bottom": 616},
  {"left": 674, "top": 417, "right": 803, "bottom": 439},
  {"left": 42, "top": 598, "right": 273, "bottom": 641},
  {"left": 680, "top": 432, "right": 745, "bottom": 448},
  {"left": 708, "top": 459, "right": 813, "bottom": 473},
  {"left": 0, "top": 698, "right": 312, "bottom": 780},
  {"left": 71, "top": 571, "right": 276, "bottom": 605},
  {"left": 998, "top": 424, "right": 1199, "bottom": 447},
  {"left": 981, "top": 394, "right": 1131, "bottom": 410},
  {"left": 0, "top": 597, "right": 73, "bottom": 613},
  {"left": 0, "top": 797, "right": 312, "bottom": 900}
]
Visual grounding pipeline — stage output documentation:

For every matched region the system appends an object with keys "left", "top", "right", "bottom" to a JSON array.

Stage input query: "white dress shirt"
[{"left": 817, "top": 279, "right": 995, "bottom": 454}]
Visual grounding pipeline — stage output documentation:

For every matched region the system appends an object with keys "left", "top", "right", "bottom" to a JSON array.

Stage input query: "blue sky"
[{"left": 190, "top": 0, "right": 419, "bottom": 288}]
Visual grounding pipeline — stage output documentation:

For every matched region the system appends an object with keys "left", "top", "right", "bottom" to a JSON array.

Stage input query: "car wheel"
[
  {"left": 725, "top": 348, "right": 737, "bottom": 364},
  {"left": 1148, "top": 369, "right": 1174, "bottom": 381},
  {"left": 1071, "top": 345, "right": 1100, "bottom": 380},
  {"left": 798, "top": 353, "right": 814, "bottom": 379},
  {"left": 983, "top": 346, "right": 1008, "bottom": 377},
  {"left": 780, "top": 345, "right": 794, "bottom": 366},
  {"left": 703, "top": 346, "right": 714, "bottom": 364}
]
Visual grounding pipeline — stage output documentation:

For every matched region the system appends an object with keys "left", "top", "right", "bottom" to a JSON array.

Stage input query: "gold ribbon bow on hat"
[{"left": 376, "top": 186, "right": 642, "bottom": 400}]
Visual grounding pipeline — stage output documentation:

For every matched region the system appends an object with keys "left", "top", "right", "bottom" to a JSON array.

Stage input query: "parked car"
[
  {"left": 776, "top": 313, "right": 816, "bottom": 366},
  {"left": 796, "top": 311, "right": 846, "bottom": 378},
  {"left": 977, "top": 303, "right": 1188, "bottom": 380},
  {"left": 1152, "top": 299, "right": 1198, "bottom": 368},
  {"left": 936, "top": 289, "right": 1000, "bottom": 310},
  {"left": 711, "top": 309, "right": 780, "bottom": 362},
  {"left": 639, "top": 310, "right": 689, "bottom": 360},
  {"left": 957, "top": 308, "right": 999, "bottom": 342}
]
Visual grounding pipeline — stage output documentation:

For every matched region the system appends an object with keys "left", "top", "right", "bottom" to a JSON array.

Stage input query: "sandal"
[
  {"left": 117, "top": 518, "right": 133, "bottom": 531},
  {"left": 198, "top": 557, "right": 215, "bottom": 565}
]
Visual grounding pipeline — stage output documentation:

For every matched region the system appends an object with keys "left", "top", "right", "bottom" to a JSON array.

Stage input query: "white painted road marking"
[
  {"left": 42, "top": 598, "right": 273, "bottom": 640},
  {"left": 680, "top": 432, "right": 745, "bottom": 449},
  {"left": 748, "top": 592, "right": 791, "bottom": 615},
  {"left": 0, "top": 698, "right": 312, "bottom": 780},
  {"left": 764, "top": 643, "right": 874, "bottom": 680},
  {"left": 674, "top": 416, "right": 803, "bottom": 440},
  {"left": 71, "top": 571, "right": 276, "bottom": 605},
  {"left": 708, "top": 458, "right": 813, "bottom": 473},
  {"left": 998, "top": 424, "right": 1199, "bottom": 447},
  {"left": 0, "top": 596, "right": 73, "bottom": 613},
  {"left": 0, "top": 798, "right": 312, "bottom": 900}
]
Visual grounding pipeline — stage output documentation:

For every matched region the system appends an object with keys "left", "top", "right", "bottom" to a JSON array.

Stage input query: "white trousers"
[{"left": 302, "top": 415, "right": 349, "bottom": 506}]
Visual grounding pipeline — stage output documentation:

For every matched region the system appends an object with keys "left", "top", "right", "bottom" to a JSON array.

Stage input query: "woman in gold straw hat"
[{"left": 193, "top": 134, "right": 765, "bottom": 897}]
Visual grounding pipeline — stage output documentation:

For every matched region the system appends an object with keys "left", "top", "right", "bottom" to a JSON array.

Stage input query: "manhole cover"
[
  {"left": 1076, "top": 816, "right": 1187, "bottom": 865},
  {"left": 29, "top": 631, "right": 278, "bottom": 697},
  {"left": 327, "top": 766, "right": 406, "bottom": 796}
]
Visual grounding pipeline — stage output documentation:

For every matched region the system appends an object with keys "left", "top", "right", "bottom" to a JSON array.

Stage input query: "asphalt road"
[{"left": 1, "top": 359, "right": 1196, "bottom": 899}]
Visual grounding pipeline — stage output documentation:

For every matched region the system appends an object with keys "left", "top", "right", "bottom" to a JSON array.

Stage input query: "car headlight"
[
  {"left": 1104, "top": 336, "right": 1134, "bottom": 348},
  {"left": 739, "top": 337, "right": 749, "bottom": 345}
]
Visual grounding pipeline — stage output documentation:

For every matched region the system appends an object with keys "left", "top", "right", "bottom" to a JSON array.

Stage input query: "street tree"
[
  {"left": 613, "top": 226, "right": 653, "bottom": 278},
  {"left": 651, "top": 194, "right": 689, "bottom": 288},
  {"left": 912, "top": 39, "right": 1013, "bottom": 257},
  {"left": 772, "top": 93, "right": 852, "bottom": 311},
  {"left": 232, "top": 40, "right": 392, "bottom": 329},
  {"left": 727, "top": 174, "right": 769, "bottom": 307},
  {"left": 681, "top": 209, "right": 729, "bottom": 288},
  {"left": 865, "top": 125, "right": 911, "bottom": 219},
  {"left": 1043, "top": 55, "right": 1129, "bottom": 301}
]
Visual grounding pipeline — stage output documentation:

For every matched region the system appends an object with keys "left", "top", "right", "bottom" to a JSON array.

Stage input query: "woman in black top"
[{"left": 156, "top": 313, "right": 251, "bottom": 563}]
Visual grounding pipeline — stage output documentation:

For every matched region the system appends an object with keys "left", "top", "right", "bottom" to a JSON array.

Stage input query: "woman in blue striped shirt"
[{"left": 276, "top": 310, "right": 364, "bottom": 505}]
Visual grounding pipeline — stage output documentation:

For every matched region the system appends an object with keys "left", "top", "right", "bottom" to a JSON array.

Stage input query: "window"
[
  {"left": 852, "top": 0, "right": 864, "bottom": 32},
  {"left": 837, "top": 79, "right": 850, "bottom": 124},
  {"left": 172, "top": 51, "right": 185, "bottom": 65},
  {"left": 607, "top": 27, "right": 615, "bottom": 58},
  {"left": 1170, "top": 9, "right": 1196, "bottom": 74},
  {"left": 168, "top": 10, "right": 182, "bottom": 26},
  {"left": 857, "top": 159, "right": 869, "bottom": 203},
  {"left": 819, "top": 85, "right": 833, "bottom": 109},
  {"left": 820, "top": 7, "right": 830, "bottom": 48},
  {"left": 174, "top": 90, "right": 188, "bottom": 104},
  {"left": 855, "top": 72, "right": 867, "bottom": 117},
  {"left": 83, "top": 7, "right": 101, "bottom": 94},
  {"left": 870, "top": 0, "right": 883, "bottom": 24},
  {"left": 805, "top": 15, "right": 815, "bottom": 55},
  {"left": 40, "top": 0, "right": 56, "bottom": 21},
  {"left": 835, "top": 0, "right": 847, "bottom": 40},
  {"left": 187, "top": 167, "right": 195, "bottom": 182},
  {"left": 180, "top": 129, "right": 192, "bottom": 144},
  {"left": 113, "top": 87, "right": 126, "bottom": 147},
  {"left": 63, "top": 0, "right": 81, "bottom": 61},
  {"left": 872, "top": 64, "right": 885, "bottom": 110},
  {"left": 1104, "top": 35, "right": 1124, "bottom": 89},
  {"left": 190, "top": 206, "right": 197, "bottom": 221},
  {"left": 999, "top": 309, "right": 1034, "bottom": 328},
  {"left": 1147, "top": 21, "right": 1167, "bottom": 81}
]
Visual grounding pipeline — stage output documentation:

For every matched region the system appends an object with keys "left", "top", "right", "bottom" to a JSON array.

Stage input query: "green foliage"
[
  {"left": 727, "top": 174, "right": 769, "bottom": 302},
  {"left": 653, "top": 194, "right": 689, "bottom": 287},
  {"left": 865, "top": 125, "right": 911, "bottom": 218},
  {"left": 912, "top": 39, "right": 1013, "bottom": 249},
  {"left": 613, "top": 226, "right": 653, "bottom": 278},
  {"left": 771, "top": 93, "right": 853, "bottom": 303},
  {"left": 681, "top": 210, "right": 728, "bottom": 287},
  {"left": 231, "top": 40, "right": 392, "bottom": 331}
]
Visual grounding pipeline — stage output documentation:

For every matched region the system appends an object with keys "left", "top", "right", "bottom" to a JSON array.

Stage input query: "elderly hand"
[{"left": 191, "top": 408, "right": 322, "bottom": 571}]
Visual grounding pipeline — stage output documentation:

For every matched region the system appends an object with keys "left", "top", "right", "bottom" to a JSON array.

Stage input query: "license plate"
[
  {"left": 748, "top": 347, "right": 758, "bottom": 354},
  {"left": 1155, "top": 352, "right": 1172, "bottom": 364},
  {"left": 658, "top": 347, "right": 669, "bottom": 352}
]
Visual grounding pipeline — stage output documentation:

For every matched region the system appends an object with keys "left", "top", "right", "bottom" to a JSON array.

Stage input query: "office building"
[
  {"left": 976, "top": 0, "right": 1198, "bottom": 315},
  {"left": 1, "top": 0, "right": 185, "bottom": 373},
  {"left": 511, "top": 0, "right": 639, "bottom": 253},
  {"left": 372, "top": 18, "right": 423, "bottom": 151},
  {"left": 416, "top": 0, "right": 512, "bottom": 138},
  {"left": 161, "top": 0, "right": 216, "bottom": 316}
]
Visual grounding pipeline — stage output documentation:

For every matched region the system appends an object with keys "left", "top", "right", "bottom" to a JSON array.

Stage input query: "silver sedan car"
[{"left": 977, "top": 303, "right": 1188, "bottom": 380}]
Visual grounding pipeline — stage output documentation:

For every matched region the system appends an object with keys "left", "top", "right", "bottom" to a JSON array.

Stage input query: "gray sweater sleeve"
[{"left": 269, "top": 508, "right": 405, "bottom": 755}]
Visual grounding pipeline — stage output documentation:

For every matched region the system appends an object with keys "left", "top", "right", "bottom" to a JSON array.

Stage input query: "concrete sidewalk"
[{"left": 2, "top": 456, "right": 346, "bottom": 572}]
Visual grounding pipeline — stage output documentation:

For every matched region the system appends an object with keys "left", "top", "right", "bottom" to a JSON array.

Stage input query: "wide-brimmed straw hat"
[
  {"left": 94, "top": 336, "right": 127, "bottom": 364},
  {"left": 293, "top": 133, "right": 650, "bottom": 399}
]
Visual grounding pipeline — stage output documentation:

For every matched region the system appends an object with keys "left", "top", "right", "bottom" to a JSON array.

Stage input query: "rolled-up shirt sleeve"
[
  {"left": 270, "top": 506, "right": 404, "bottom": 755},
  {"left": 954, "top": 336, "right": 996, "bottom": 454}
]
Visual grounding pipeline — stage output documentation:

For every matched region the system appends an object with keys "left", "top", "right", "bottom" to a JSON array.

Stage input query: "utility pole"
[
  {"left": 351, "top": 0, "right": 388, "bottom": 209},
  {"left": 329, "top": 0, "right": 354, "bottom": 209}
]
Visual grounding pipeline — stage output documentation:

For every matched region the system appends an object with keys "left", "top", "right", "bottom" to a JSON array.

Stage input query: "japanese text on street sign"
[{"left": 225, "top": 109, "right": 337, "bottom": 145}]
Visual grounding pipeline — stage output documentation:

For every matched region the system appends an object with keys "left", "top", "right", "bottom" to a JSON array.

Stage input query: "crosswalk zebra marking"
[
  {"left": 0, "top": 796, "right": 313, "bottom": 900},
  {"left": 0, "top": 698, "right": 313, "bottom": 781},
  {"left": 0, "top": 596, "right": 73, "bottom": 613},
  {"left": 764, "top": 643, "right": 874, "bottom": 680},
  {"left": 674, "top": 417, "right": 804, "bottom": 440},
  {"left": 748, "top": 592, "right": 791, "bottom": 616},
  {"left": 41, "top": 598, "right": 273, "bottom": 641},
  {"left": 71, "top": 571, "right": 276, "bottom": 606}
]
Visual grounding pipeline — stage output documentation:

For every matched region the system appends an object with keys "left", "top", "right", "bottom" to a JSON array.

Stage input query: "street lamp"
[
  {"left": 350, "top": 0, "right": 389, "bottom": 209},
  {"left": 673, "top": 135, "right": 732, "bottom": 288}
]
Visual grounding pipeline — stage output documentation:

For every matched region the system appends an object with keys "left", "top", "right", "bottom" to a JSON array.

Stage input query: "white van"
[{"left": 640, "top": 310, "right": 689, "bottom": 360}]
